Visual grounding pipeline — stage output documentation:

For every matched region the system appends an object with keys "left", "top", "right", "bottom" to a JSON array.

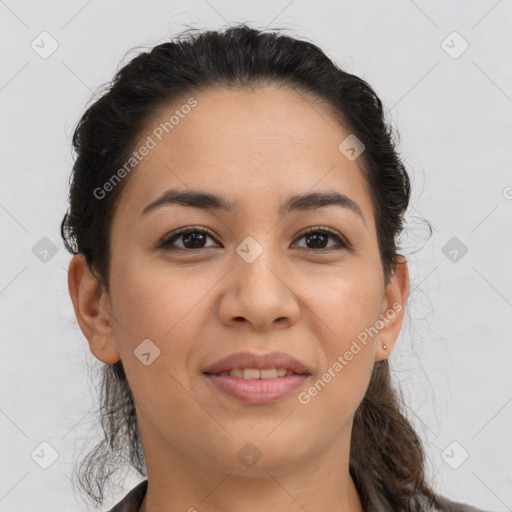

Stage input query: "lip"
[
  {"left": 204, "top": 374, "right": 309, "bottom": 404},
  {"left": 202, "top": 351, "right": 311, "bottom": 375},
  {"left": 202, "top": 351, "right": 311, "bottom": 405}
]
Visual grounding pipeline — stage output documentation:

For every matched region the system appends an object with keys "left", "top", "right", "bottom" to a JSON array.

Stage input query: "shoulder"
[
  {"left": 428, "top": 494, "right": 495, "bottom": 512},
  {"left": 103, "top": 482, "right": 493, "bottom": 512},
  {"left": 105, "top": 480, "right": 148, "bottom": 512}
]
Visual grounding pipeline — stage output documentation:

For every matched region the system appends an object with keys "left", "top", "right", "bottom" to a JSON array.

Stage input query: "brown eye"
[
  {"left": 293, "top": 227, "right": 347, "bottom": 251},
  {"left": 160, "top": 227, "right": 220, "bottom": 251}
]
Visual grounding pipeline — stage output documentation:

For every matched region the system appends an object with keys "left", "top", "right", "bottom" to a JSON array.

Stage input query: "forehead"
[{"left": 113, "top": 85, "right": 373, "bottom": 222}]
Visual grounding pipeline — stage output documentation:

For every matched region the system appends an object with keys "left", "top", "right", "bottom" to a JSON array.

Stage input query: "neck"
[{"left": 138, "top": 425, "right": 363, "bottom": 512}]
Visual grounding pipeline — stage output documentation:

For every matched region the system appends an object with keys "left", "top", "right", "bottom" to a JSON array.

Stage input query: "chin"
[{"left": 201, "top": 432, "right": 312, "bottom": 476}]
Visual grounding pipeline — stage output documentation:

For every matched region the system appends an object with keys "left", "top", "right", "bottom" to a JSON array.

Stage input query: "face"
[{"left": 70, "top": 85, "right": 408, "bottom": 479}]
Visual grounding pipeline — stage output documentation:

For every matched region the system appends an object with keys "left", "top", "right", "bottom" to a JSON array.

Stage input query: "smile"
[{"left": 211, "top": 368, "right": 300, "bottom": 379}]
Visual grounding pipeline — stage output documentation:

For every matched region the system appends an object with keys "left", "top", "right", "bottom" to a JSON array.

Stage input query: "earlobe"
[
  {"left": 67, "top": 254, "right": 121, "bottom": 364},
  {"left": 375, "top": 256, "right": 409, "bottom": 362}
]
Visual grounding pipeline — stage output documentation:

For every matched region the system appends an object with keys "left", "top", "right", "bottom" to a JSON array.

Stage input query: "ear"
[
  {"left": 67, "top": 254, "right": 121, "bottom": 364},
  {"left": 374, "top": 256, "right": 409, "bottom": 362}
]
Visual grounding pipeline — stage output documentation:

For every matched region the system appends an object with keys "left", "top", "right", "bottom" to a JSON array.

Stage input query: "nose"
[{"left": 217, "top": 245, "right": 300, "bottom": 331}]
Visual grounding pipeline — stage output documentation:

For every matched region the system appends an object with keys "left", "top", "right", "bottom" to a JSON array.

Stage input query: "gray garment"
[{"left": 106, "top": 479, "right": 492, "bottom": 512}]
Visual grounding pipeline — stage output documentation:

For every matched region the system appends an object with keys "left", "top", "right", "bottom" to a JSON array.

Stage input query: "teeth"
[
  {"left": 243, "top": 368, "right": 261, "bottom": 379},
  {"left": 260, "top": 369, "right": 278, "bottom": 379},
  {"left": 217, "top": 368, "right": 294, "bottom": 379}
]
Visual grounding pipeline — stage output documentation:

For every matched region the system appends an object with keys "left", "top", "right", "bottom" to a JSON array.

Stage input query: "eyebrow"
[{"left": 140, "top": 188, "right": 365, "bottom": 223}]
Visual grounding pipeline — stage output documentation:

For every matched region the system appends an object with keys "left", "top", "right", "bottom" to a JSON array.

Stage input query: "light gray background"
[{"left": 1, "top": 1, "right": 511, "bottom": 511}]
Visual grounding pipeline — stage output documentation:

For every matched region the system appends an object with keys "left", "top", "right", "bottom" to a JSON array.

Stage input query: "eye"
[
  {"left": 159, "top": 227, "right": 220, "bottom": 251},
  {"left": 292, "top": 227, "right": 348, "bottom": 251},
  {"left": 159, "top": 226, "right": 349, "bottom": 253}
]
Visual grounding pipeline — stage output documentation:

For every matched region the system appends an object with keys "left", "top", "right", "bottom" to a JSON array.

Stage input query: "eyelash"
[{"left": 159, "top": 226, "right": 349, "bottom": 253}]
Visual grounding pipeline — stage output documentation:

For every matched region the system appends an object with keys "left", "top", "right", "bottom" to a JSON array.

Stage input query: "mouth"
[
  {"left": 204, "top": 368, "right": 308, "bottom": 378},
  {"left": 202, "top": 351, "right": 311, "bottom": 404}
]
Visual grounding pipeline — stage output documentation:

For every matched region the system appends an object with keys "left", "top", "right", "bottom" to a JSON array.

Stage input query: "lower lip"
[{"left": 203, "top": 374, "right": 309, "bottom": 404}]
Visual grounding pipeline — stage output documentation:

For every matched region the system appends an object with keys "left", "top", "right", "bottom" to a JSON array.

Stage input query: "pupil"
[
  {"left": 184, "top": 232, "right": 205, "bottom": 248},
  {"left": 307, "top": 233, "right": 327, "bottom": 248}
]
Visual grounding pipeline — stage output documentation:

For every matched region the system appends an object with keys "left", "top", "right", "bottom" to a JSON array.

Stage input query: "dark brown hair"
[{"left": 61, "top": 24, "right": 439, "bottom": 511}]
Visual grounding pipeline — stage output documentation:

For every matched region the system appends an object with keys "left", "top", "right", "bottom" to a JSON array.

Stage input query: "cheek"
[
  {"left": 296, "top": 345, "right": 374, "bottom": 442},
  {"left": 296, "top": 275, "right": 381, "bottom": 430},
  {"left": 306, "top": 264, "right": 384, "bottom": 347},
  {"left": 298, "top": 263, "right": 382, "bottom": 400},
  {"left": 111, "top": 254, "right": 213, "bottom": 332},
  {"left": 108, "top": 255, "right": 216, "bottom": 371},
  {"left": 108, "top": 259, "right": 215, "bottom": 414}
]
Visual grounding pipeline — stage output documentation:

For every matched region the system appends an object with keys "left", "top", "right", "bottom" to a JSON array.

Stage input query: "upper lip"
[{"left": 202, "top": 351, "right": 311, "bottom": 375}]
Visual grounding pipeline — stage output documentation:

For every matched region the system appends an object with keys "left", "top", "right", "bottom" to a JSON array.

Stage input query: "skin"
[{"left": 68, "top": 85, "right": 409, "bottom": 512}]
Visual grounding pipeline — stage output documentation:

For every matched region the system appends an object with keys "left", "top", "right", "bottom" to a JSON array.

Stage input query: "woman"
[{"left": 61, "top": 24, "right": 488, "bottom": 512}]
